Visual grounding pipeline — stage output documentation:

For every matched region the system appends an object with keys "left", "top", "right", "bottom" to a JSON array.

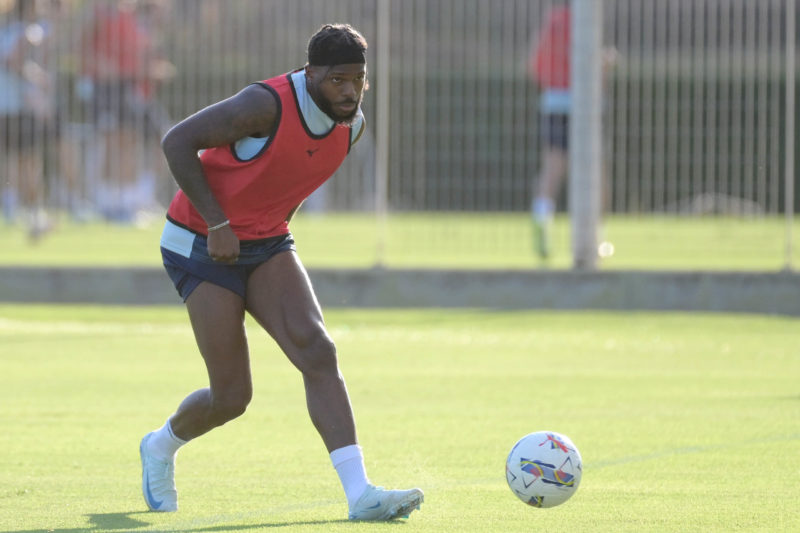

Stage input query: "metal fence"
[
  {"left": 1, "top": 0, "right": 797, "bottom": 266},
  {"left": 608, "top": 0, "right": 796, "bottom": 216}
]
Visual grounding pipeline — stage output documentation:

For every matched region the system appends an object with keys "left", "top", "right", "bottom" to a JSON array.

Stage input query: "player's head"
[{"left": 305, "top": 23, "right": 368, "bottom": 126}]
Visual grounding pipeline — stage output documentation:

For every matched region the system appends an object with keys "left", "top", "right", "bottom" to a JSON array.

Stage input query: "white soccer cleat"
[
  {"left": 139, "top": 432, "right": 178, "bottom": 512},
  {"left": 348, "top": 484, "right": 424, "bottom": 521}
]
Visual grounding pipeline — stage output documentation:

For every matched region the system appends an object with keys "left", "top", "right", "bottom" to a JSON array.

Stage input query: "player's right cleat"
[
  {"left": 140, "top": 432, "right": 178, "bottom": 512},
  {"left": 348, "top": 485, "right": 424, "bottom": 521}
]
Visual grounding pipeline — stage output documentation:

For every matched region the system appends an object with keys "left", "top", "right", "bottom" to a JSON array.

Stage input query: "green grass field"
[
  {"left": 2, "top": 304, "right": 798, "bottom": 532},
  {"left": 2, "top": 213, "right": 799, "bottom": 270}
]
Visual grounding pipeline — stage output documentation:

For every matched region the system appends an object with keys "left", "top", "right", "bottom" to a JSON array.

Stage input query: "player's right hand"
[{"left": 207, "top": 225, "right": 240, "bottom": 264}]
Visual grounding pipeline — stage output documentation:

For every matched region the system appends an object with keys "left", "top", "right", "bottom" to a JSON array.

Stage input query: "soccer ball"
[{"left": 505, "top": 431, "right": 582, "bottom": 508}]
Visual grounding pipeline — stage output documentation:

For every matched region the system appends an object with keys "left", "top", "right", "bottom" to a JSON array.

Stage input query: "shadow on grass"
[{"left": 13, "top": 511, "right": 353, "bottom": 533}]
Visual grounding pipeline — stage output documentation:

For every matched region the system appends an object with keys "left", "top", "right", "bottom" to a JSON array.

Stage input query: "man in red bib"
[{"left": 140, "top": 24, "right": 423, "bottom": 521}]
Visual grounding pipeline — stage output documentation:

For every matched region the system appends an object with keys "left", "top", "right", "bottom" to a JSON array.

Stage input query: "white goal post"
[{"left": 569, "top": 0, "right": 604, "bottom": 270}]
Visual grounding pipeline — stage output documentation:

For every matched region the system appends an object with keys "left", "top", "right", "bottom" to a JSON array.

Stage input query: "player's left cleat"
[
  {"left": 140, "top": 432, "right": 178, "bottom": 512},
  {"left": 348, "top": 485, "right": 424, "bottom": 521}
]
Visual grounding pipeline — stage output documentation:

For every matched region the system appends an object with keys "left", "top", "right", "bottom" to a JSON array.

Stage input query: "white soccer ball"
[{"left": 505, "top": 431, "right": 582, "bottom": 508}]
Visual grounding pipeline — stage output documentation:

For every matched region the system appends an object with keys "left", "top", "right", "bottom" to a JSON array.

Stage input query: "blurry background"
[{"left": 1, "top": 0, "right": 798, "bottom": 271}]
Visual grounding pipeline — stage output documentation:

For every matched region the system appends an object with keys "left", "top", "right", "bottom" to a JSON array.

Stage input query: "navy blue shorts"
[
  {"left": 161, "top": 223, "right": 296, "bottom": 301},
  {"left": 540, "top": 112, "right": 569, "bottom": 150}
]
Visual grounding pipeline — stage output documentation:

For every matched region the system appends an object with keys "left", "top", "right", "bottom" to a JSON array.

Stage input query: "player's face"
[{"left": 306, "top": 64, "right": 367, "bottom": 125}]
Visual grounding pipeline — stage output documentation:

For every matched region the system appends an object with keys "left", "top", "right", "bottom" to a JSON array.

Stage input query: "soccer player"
[
  {"left": 528, "top": 3, "right": 616, "bottom": 260},
  {"left": 139, "top": 23, "right": 423, "bottom": 521},
  {"left": 528, "top": 4, "right": 571, "bottom": 259}
]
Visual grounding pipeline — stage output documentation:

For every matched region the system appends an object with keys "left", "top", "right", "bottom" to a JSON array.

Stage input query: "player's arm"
[
  {"left": 161, "top": 84, "right": 279, "bottom": 262},
  {"left": 162, "top": 83, "right": 278, "bottom": 226}
]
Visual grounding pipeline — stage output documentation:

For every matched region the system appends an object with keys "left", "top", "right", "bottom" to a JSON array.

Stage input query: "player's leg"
[
  {"left": 245, "top": 250, "right": 423, "bottom": 520},
  {"left": 245, "top": 250, "right": 354, "bottom": 452},
  {"left": 171, "top": 281, "right": 252, "bottom": 439},
  {"left": 535, "top": 145, "right": 568, "bottom": 205},
  {"left": 2, "top": 142, "right": 20, "bottom": 223},
  {"left": 18, "top": 149, "right": 46, "bottom": 237},
  {"left": 532, "top": 113, "right": 569, "bottom": 259},
  {"left": 532, "top": 146, "right": 566, "bottom": 259},
  {"left": 16, "top": 117, "right": 49, "bottom": 240},
  {"left": 141, "top": 281, "right": 251, "bottom": 512}
]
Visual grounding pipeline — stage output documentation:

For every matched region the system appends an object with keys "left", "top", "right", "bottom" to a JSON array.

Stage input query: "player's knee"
[
  {"left": 210, "top": 387, "right": 252, "bottom": 423},
  {"left": 293, "top": 329, "right": 338, "bottom": 377}
]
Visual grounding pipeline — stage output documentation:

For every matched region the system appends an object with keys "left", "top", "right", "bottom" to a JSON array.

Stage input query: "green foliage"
[{"left": 1, "top": 305, "right": 799, "bottom": 532}]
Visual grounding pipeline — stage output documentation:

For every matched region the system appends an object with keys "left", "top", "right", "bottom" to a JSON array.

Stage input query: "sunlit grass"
[
  {"left": 1, "top": 305, "right": 799, "bottom": 532},
  {"left": 1, "top": 212, "right": 798, "bottom": 270}
]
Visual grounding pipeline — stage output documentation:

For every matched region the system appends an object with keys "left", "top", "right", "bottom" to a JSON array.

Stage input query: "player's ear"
[{"left": 305, "top": 65, "right": 318, "bottom": 80}]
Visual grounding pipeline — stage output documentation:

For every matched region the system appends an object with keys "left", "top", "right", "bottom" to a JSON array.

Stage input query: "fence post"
[
  {"left": 785, "top": 0, "right": 796, "bottom": 271},
  {"left": 569, "top": 0, "right": 604, "bottom": 270},
  {"left": 374, "top": 0, "right": 391, "bottom": 267}
]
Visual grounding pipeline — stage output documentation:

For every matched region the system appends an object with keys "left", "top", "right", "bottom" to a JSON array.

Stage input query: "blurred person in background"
[
  {"left": 79, "top": 0, "right": 173, "bottom": 223},
  {"left": 528, "top": 3, "right": 615, "bottom": 259},
  {"left": 41, "top": 0, "right": 83, "bottom": 223},
  {"left": 0, "top": 0, "right": 56, "bottom": 239},
  {"left": 131, "top": 0, "right": 174, "bottom": 217},
  {"left": 139, "top": 24, "right": 424, "bottom": 521}
]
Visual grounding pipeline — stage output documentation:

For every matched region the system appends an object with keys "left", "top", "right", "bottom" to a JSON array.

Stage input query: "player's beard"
[{"left": 318, "top": 94, "right": 362, "bottom": 126}]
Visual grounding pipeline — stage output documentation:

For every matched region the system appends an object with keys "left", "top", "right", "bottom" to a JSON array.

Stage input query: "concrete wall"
[{"left": 1, "top": 267, "right": 798, "bottom": 316}]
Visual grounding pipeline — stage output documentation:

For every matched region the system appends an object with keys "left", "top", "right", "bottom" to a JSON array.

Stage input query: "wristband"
[{"left": 207, "top": 219, "right": 231, "bottom": 232}]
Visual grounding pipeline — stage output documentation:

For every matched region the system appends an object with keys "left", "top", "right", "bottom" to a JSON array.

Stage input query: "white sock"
[
  {"left": 532, "top": 197, "right": 555, "bottom": 222},
  {"left": 146, "top": 419, "right": 187, "bottom": 462},
  {"left": 330, "top": 444, "right": 370, "bottom": 508}
]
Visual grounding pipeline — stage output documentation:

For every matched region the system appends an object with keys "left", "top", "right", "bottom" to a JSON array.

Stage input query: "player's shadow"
[
  {"left": 10, "top": 512, "right": 151, "bottom": 533},
  {"left": 12, "top": 511, "right": 352, "bottom": 533}
]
